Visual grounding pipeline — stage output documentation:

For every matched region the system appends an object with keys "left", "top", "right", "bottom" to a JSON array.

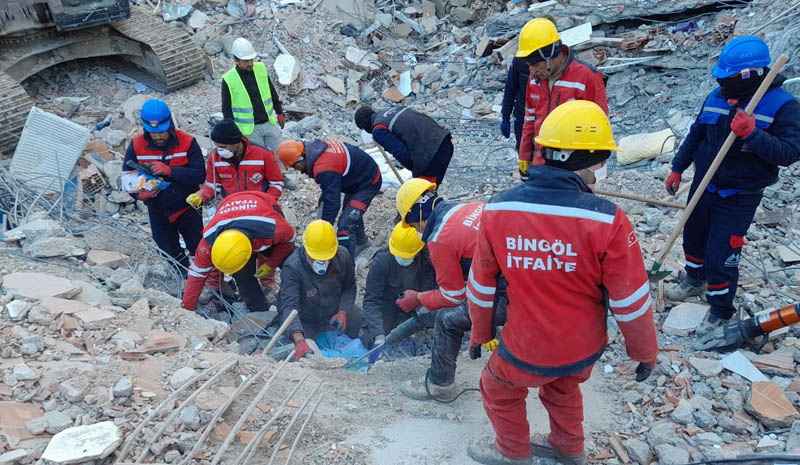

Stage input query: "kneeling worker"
[
  {"left": 277, "top": 139, "right": 381, "bottom": 258},
  {"left": 362, "top": 222, "right": 438, "bottom": 348},
  {"left": 181, "top": 191, "right": 295, "bottom": 312},
  {"left": 278, "top": 220, "right": 365, "bottom": 361}
]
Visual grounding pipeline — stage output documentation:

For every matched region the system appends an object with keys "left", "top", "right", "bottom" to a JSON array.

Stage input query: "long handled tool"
[
  {"left": 346, "top": 305, "right": 429, "bottom": 368},
  {"left": 375, "top": 144, "right": 406, "bottom": 184},
  {"left": 697, "top": 302, "right": 800, "bottom": 353},
  {"left": 594, "top": 189, "right": 685, "bottom": 209},
  {"left": 647, "top": 54, "right": 789, "bottom": 282}
]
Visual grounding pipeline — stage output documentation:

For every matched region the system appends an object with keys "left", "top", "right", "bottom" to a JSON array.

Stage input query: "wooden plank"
[{"left": 608, "top": 433, "right": 631, "bottom": 463}]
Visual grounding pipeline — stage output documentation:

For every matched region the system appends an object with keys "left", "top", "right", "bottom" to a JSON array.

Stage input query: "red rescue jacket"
[
  {"left": 197, "top": 138, "right": 284, "bottom": 202},
  {"left": 418, "top": 201, "right": 485, "bottom": 311},
  {"left": 182, "top": 191, "right": 295, "bottom": 310},
  {"left": 467, "top": 166, "right": 658, "bottom": 377},
  {"left": 519, "top": 47, "right": 608, "bottom": 165}
]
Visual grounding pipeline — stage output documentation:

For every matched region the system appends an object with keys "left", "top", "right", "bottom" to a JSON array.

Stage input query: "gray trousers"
[{"left": 248, "top": 122, "right": 286, "bottom": 178}]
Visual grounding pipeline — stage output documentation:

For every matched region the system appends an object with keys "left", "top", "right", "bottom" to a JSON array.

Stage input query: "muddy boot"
[
  {"left": 695, "top": 312, "right": 728, "bottom": 338},
  {"left": 399, "top": 374, "right": 454, "bottom": 401},
  {"left": 467, "top": 439, "right": 531, "bottom": 465},
  {"left": 198, "top": 287, "right": 215, "bottom": 305},
  {"left": 530, "top": 434, "right": 586, "bottom": 465},
  {"left": 665, "top": 280, "right": 706, "bottom": 302}
]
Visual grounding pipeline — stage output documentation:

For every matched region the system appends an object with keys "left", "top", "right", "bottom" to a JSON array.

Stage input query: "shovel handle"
[
  {"left": 653, "top": 54, "right": 789, "bottom": 269},
  {"left": 376, "top": 144, "right": 406, "bottom": 184}
]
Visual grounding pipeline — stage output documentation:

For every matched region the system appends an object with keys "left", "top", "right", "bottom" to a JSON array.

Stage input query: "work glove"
[
  {"left": 500, "top": 118, "right": 511, "bottom": 138},
  {"left": 395, "top": 290, "right": 420, "bottom": 313},
  {"left": 518, "top": 160, "right": 529, "bottom": 179},
  {"left": 373, "top": 335, "right": 386, "bottom": 347},
  {"left": 137, "top": 189, "right": 159, "bottom": 200},
  {"left": 482, "top": 338, "right": 499, "bottom": 351},
  {"left": 277, "top": 114, "right": 286, "bottom": 128},
  {"left": 254, "top": 264, "right": 274, "bottom": 279},
  {"left": 665, "top": 171, "right": 681, "bottom": 196},
  {"left": 149, "top": 161, "right": 171, "bottom": 176},
  {"left": 469, "top": 344, "right": 482, "bottom": 360},
  {"left": 731, "top": 110, "right": 756, "bottom": 139},
  {"left": 294, "top": 338, "right": 314, "bottom": 361},
  {"left": 635, "top": 362, "right": 654, "bottom": 382},
  {"left": 186, "top": 193, "right": 203, "bottom": 208},
  {"left": 329, "top": 311, "right": 347, "bottom": 333}
]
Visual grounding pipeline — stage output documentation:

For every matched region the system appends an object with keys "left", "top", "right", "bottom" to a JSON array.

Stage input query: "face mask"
[
  {"left": 395, "top": 256, "right": 414, "bottom": 267},
  {"left": 312, "top": 260, "right": 329, "bottom": 275},
  {"left": 218, "top": 148, "right": 234, "bottom": 159},
  {"left": 416, "top": 231, "right": 424, "bottom": 240},
  {"left": 586, "top": 163, "right": 606, "bottom": 192}
]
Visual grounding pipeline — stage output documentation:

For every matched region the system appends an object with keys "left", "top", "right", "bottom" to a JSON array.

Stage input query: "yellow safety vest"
[{"left": 222, "top": 62, "right": 277, "bottom": 135}]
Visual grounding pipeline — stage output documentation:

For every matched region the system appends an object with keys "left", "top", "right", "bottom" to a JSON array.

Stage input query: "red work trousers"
[{"left": 479, "top": 352, "right": 593, "bottom": 460}]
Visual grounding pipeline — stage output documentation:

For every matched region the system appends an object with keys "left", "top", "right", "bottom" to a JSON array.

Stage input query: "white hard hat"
[{"left": 231, "top": 37, "right": 257, "bottom": 60}]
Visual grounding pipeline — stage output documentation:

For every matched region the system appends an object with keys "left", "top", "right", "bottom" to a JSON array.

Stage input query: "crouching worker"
[
  {"left": 362, "top": 222, "right": 438, "bottom": 348},
  {"left": 181, "top": 191, "right": 295, "bottom": 312},
  {"left": 277, "top": 220, "right": 366, "bottom": 361}
]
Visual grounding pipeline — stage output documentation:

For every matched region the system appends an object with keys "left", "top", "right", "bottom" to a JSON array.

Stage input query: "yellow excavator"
[{"left": 0, "top": 0, "right": 207, "bottom": 155}]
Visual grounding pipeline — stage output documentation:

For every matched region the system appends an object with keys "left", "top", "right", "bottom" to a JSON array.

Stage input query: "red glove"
[
  {"left": 294, "top": 339, "right": 313, "bottom": 361},
  {"left": 395, "top": 290, "right": 420, "bottom": 312},
  {"left": 149, "top": 162, "right": 171, "bottom": 176},
  {"left": 277, "top": 114, "right": 286, "bottom": 128},
  {"left": 731, "top": 110, "right": 756, "bottom": 139},
  {"left": 665, "top": 171, "right": 681, "bottom": 196},
  {"left": 137, "top": 189, "right": 159, "bottom": 200},
  {"left": 329, "top": 311, "right": 347, "bottom": 333}
]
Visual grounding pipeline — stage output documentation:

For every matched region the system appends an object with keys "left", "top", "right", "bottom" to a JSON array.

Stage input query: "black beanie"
[
  {"left": 354, "top": 106, "right": 375, "bottom": 132},
  {"left": 543, "top": 149, "right": 611, "bottom": 171},
  {"left": 211, "top": 118, "right": 242, "bottom": 144}
]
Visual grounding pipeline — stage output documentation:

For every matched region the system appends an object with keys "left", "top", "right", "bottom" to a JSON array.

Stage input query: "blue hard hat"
[
  {"left": 712, "top": 36, "right": 771, "bottom": 78},
  {"left": 141, "top": 98, "right": 172, "bottom": 133}
]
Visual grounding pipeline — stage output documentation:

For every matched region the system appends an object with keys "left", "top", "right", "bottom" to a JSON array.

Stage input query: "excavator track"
[
  {"left": 0, "top": 71, "right": 33, "bottom": 156},
  {"left": 112, "top": 7, "right": 206, "bottom": 92}
]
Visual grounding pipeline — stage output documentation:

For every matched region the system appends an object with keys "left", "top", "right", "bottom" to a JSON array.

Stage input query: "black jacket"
[
  {"left": 371, "top": 106, "right": 450, "bottom": 175},
  {"left": 362, "top": 248, "right": 437, "bottom": 339},
  {"left": 221, "top": 67, "right": 284, "bottom": 124},
  {"left": 501, "top": 57, "right": 530, "bottom": 123},
  {"left": 278, "top": 247, "right": 356, "bottom": 335}
]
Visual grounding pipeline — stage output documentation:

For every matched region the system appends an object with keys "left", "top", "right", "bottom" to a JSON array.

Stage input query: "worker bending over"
[
  {"left": 181, "top": 191, "right": 295, "bottom": 312},
  {"left": 466, "top": 101, "right": 658, "bottom": 465},
  {"left": 278, "top": 220, "right": 366, "bottom": 361},
  {"left": 277, "top": 139, "right": 381, "bottom": 258},
  {"left": 354, "top": 105, "right": 453, "bottom": 186},
  {"left": 124, "top": 98, "right": 205, "bottom": 272},
  {"left": 516, "top": 18, "right": 608, "bottom": 177},
  {"left": 393, "top": 179, "right": 506, "bottom": 400},
  {"left": 362, "top": 222, "right": 438, "bottom": 348}
]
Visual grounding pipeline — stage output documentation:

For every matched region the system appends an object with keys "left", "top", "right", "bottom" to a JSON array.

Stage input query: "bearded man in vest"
[
  {"left": 221, "top": 37, "right": 290, "bottom": 187},
  {"left": 124, "top": 99, "right": 206, "bottom": 272}
]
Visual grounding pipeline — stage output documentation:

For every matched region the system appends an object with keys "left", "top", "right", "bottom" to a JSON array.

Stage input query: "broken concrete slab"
[
  {"left": 38, "top": 297, "right": 89, "bottom": 316},
  {"left": 345, "top": 46, "right": 380, "bottom": 71},
  {"left": 41, "top": 421, "right": 121, "bottom": 465},
  {"left": 0, "top": 450, "right": 28, "bottom": 465},
  {"left": 74, "top": 307, "right": 116, "bottom": 330},
  {"left": 654, "top": 444, "right": 689, "bottom": 465},
  {"left": 25, "top": 237, "right": 82, "bottom": 258},
  {"left": 688, "top": 357, "right": 723, "bottom": 377},
  {"left": 13, "top": 364, "right": 38, "bottom": 381},
  {"left": 86, "top": 250, "right": 126, "bottom": 269},
  {"left": 43, "top": 411, "right": 72, "bottom": 435},
  {"left": 59, "top": 379, "right": 88, "bottom": 402},
  {"left": 70, "top": 280, "right": 111, "bottom": 306},
  {"left": 455, "top": 94, "right": 475, "bottom": 108},
  {"left": 0, "top": 402, "right": 50, "bottom": 448},
  {"left": 325, "top": 75, "right": 346, "bottom": 94},
  {"left": 274, "top": 54, "right": 300, "bottom": 85},
  {"left": 143, "top": 329, "right": 187, "bottom": 354},
  {"left": 662, "top": 303, "right": 708, "bottom": 336},
  {"left": 746, "top": 381, "right": 800, "bottom": 429},
  {"left": 721, "top": 351, "right": 769, "bottom": 382},
  {"left": 169, "top": 367, "right": 196, "bottom": 389},
  {"left": 750, "top": 350, "right": 796, "bottom": 376},
  {"left": 1, "top": 273, "right": 81, "bottom": 300},
  {"left": 4, "top": 301, "right": 30, "bottom": 321},
  {"left": 777, "top": 245, "right": 800, "bottom": 264}
]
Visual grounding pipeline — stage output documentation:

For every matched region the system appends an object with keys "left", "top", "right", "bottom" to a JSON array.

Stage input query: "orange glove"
[
  {"left": 395, "top": 290, "right": 420, "bottom": 312},
  {"left": 277, "top": 114, "right": 286, "bottom": 128},
  {"left": 731, "top": 110, "right": 756, "bottom": 138},
  {"left": 294, "top": 339, "right": 313, "bottom": 361},
  {"left": 665, "top": 171, "right": 681, "bottom": 196},
  {"left": 149, "top": 161, "right": 171, "bottom": 176},
  {"left": 137, "top": 189, "right": 159, "bottom": 200}
]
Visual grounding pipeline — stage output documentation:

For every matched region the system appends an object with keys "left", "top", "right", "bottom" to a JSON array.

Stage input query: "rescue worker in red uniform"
[
  {"left": 123, "top": 99, "right": 205, "bottom": 272},
  {"left": 187, "top": 119, "right": 284, "bottom": 207},
  {"left": 516, "top": 18, "right": 608, "bottom": 178},
  {"left": 393, "top": 179, "right": 507, "bottom": 400},
  {"left": 465, "top": 101, "right": 659, "bottom": 465},
  {"left": 277, "top": 139, "right": 381, "bottom": 258},
  {"left": 181, "top": 191, "right": 295, "bottom": 313}
]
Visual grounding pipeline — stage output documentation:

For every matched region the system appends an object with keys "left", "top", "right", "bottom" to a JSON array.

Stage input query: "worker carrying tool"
[
  {"left": 664, "top": 36, "right": 800, "bottom": 337},
  {"left": 124, "top": 98, "right": 206, "bottom": 272},
  {"left": 393, "top": 179, "right": 507, "bottom": 401},
  {"left": 222, "top": 37, "right": 291, "bottom": 187},
  {"left": 516, "top": 17, "right": 608, "bottom": 178},
  {"left": 277, "top": 139, "right": 381, "bottom": 259},
  {"left": 697, "top": 302, "right": 800, "bottom": 353},
  {"left": 354, "top": 105, "right": 453, "bottom": 186},
  {"left": 465, "top": 100, "right": 658, "bottom": 465},
  {"left": 277, "top": 220, "right": 366, "bottom": 361},
  {"left": 181, "top": 191, "right": 295, "bottom": 312},
  {"left": 362, "top": 222, "right": 438, "bottom": 348},
  {"left": 187, "top": 118, "right": 284, "bottom": 208}
]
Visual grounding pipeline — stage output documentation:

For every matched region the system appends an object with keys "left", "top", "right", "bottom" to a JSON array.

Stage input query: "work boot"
[
  {"left": 665, "top": 280, "right": 706, "bottom": 302},
  {"left": 530, "top": 434, "right": 586, "bottom": 465},
  {"left": 695, "top": 313, "right": 728, "bottom": 338},
  {"left": 467, "top": 438, "right": 531, "bottom": 465},
  {"left": 399, "top": 374, "right": 455, "bottom": 401}
]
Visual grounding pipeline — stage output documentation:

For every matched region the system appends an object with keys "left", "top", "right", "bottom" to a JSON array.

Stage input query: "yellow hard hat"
[
  {"left": 535, "top": 100, "right": 620, "bottom": 152},
  {"left": 211, "top": 229, "right": 252, "bottom": 274},
  {"left": 396, "top": 178, "right": 436, "bottom": 219},
  {"left": 516, "top": 18, "right": 560, "bottom": 58},
  {"left": 389, "top": 222, "right": 425, "bottom": 259},
  {"left": 302, "top": 219, "right": 338, "bottom": 261}
]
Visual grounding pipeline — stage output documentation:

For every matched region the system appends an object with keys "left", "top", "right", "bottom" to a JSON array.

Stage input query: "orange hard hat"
[{"left": 277, "top": 140, "right": 305, "bottom": 168}]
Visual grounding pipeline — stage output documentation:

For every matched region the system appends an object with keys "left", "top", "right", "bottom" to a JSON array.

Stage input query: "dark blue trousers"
[
  {"left": 422, "top": 135, "right": 453, "bottom": 187},
  {"left": 337, "top": 178, "right": 382, "bottom": 258},
  {"left": 682, "top": 186, "right": 762, "bottom": 319},
  {"left": 148, "top": 207, "right": 204, "bottom": 271},
  {"left": 513, "top": 119, "right": 523, "bottom": 152}
]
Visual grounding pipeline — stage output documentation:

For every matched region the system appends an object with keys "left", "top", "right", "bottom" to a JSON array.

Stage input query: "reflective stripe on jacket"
[
  {"left": 197, "top": 137, "right": 284, "bottom": 202},
  {"left": 222, "top": 62, "right": 277, "bottom": 135}
]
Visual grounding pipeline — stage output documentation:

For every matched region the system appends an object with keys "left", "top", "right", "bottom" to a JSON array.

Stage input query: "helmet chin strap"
[{"left": 538, "top": 42, "right": 557, "bottom": 73}]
